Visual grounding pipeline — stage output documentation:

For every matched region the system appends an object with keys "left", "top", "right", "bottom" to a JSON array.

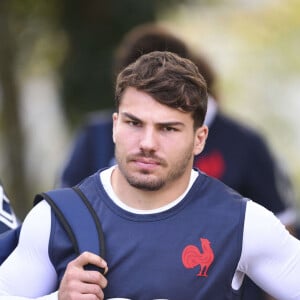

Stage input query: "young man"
[{"left": 1, "top": 51, "right": 300, "bottom": 299}]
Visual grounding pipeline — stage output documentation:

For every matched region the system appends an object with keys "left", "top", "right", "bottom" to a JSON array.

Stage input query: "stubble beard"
[{"left": 115, "top": 144, "right": 194, "bottom": 191}]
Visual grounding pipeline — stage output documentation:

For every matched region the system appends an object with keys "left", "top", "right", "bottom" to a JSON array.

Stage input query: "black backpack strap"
[{"left": 34, "top": 186, "right": 105, "bottom": 274}]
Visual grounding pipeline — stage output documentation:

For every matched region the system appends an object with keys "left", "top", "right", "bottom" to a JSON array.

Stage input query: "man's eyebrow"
[
  {"left": 121, "top": 112, "right": 141, "bottom": 122},
  {"left": 157, "top": 121, "right": 185, "bottom": 128},
  {"left": 121, "top": 112, "right": 184, "bottom": 128}
]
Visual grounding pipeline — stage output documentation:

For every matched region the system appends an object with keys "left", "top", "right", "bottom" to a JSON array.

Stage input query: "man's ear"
[
  {"left": 112, "top": 112, "right": 118, "bottom": 143},
  {"left": 193, "top": 125, "right": 208, "bottom": 156}
]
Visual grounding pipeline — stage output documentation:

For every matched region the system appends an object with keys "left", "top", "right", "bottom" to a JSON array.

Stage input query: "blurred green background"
[{"left": 0, "top": 0, "right": 299, "bottom": 219}]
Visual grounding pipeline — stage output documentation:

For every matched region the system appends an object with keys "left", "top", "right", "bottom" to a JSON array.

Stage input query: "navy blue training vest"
[{"left": 50, "top": 169, "right": 247, "bottom": 299}]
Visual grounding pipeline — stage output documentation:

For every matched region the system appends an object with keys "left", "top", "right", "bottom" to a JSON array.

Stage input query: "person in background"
[
  {"left": 59, "top": 23, "right": 299, "bottom": 300},
  {"left": 0, "top": 181, "right": 18, "bottom": 233},
  {"left": 192, "top": 53, "right": 297, "bottom": 234},
  {"left": 191, "top": 55, "right": 299, "bottom": 300}
]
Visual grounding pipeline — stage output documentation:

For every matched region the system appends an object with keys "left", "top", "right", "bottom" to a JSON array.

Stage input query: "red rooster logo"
[{"left": 182, "top": 238, "right": 214, "bottom": 277}]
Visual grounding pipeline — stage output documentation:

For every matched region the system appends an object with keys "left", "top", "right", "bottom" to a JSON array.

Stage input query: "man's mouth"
[{"left": 129, "top": 155, "right": 163, "bottom": 170}]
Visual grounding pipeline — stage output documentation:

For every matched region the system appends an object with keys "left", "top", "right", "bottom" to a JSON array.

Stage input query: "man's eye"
[
  {"left": 127, "top": 120, "right": 140, "bottom": 126},
  {"left": 163, "top": 126, "right": 177, "bottom": 132}
]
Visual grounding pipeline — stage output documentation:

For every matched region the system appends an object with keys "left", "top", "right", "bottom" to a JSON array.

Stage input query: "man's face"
[{"left": 113, "top": 87, "right": 207, "bottom": 191}]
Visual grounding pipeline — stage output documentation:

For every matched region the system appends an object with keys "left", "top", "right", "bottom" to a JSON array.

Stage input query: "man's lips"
[
  {"left": 133, "top": 158, "right": 160, "bottom": 168},
  {"left": 128, "top": 156, "right": 164, "bottom": 169},
  {"left": 135, "top": 158, "right": 159, "bottom": 164}
]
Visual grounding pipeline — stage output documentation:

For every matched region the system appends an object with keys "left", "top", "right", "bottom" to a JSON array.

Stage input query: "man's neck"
[{"left": 110, "top": 167, "right": 193, "bottom": 211}]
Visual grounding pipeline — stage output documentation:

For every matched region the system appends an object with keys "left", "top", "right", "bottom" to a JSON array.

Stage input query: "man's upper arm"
[{"left": 240, "top": 201, "right": 300, "bottom": 299}]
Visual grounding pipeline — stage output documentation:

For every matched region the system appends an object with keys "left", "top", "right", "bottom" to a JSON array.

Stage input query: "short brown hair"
[{"left": 115, "top": 51, "right": 207, "bottom": 129}]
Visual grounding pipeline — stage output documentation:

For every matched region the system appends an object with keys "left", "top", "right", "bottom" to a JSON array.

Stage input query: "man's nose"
[{"left": 139, "top": 127, "right": 158, "bottom": 152}]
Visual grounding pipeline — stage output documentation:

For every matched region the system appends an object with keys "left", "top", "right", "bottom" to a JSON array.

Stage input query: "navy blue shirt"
[{"left": 194, "top": 113, "right": 293, "bottom": 215}]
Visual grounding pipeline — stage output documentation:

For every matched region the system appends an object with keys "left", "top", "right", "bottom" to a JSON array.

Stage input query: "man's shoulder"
[
  {"left": 212, "top": 113, "right": 268, "bottom": 147},
  {"left": 79, "top": 110, "right": 114, "bottom": 142},
  {"left": 84, "top": 109, "right": 114, "bottom": 128},
  {"left": 196, "top": 171, "right": 247, "bottom": 204}
]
